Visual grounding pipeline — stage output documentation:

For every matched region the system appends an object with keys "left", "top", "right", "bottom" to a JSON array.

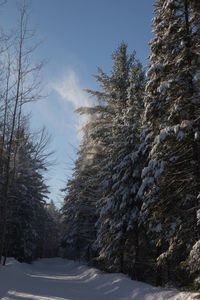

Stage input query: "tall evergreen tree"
[
  {"left": 42, "top": 200, "right": 60, "bottom": 258},
  {"left": 61, "top": 117, "right": 100, "bottom": 261},
  {"left": 93, "top": 59, "right": 146, "bottom": 275},
  {"left": 141, "top": 0, "right": 200, "bottom": 286},
  {"left": 5, "top": 127, "right": 50, "bottom": 263},
  {"left": 63, "top": 44, "right": 148, "bottom": 277},
  {"left": 61, "top": 44, "right": 145, "bottom": 268}
]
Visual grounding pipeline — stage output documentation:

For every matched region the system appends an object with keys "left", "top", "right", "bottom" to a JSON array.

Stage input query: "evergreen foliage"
[
  {"left": 142, "top": 0, "right": 200, "bottom": 286},
  {"left": 61, "top": 1, "right": 200, "bottom": 290},
  {"left": 1, "top": 0, "right": 199, "bottom": 292},
  {"left": 3, "top": 126, "right": 53, "bottom": 263},
  {"left": 61, "top": 44, "right": 148, "bottom": 278},
  {"left": 61, "top": 115, "right": 100, "bottom": 261}
]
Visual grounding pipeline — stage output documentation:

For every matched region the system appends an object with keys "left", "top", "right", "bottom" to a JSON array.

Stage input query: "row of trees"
[
  {"left": 0, "top": 2, "right": 60, "bottom": 264},
  {"left": 61, "top": 0, "right": 200, "bottom": 290}
]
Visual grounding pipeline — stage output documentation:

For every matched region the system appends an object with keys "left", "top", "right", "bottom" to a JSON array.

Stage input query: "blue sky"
[{"left": 1, "top": 0, "right": 154, "bottom": 207}]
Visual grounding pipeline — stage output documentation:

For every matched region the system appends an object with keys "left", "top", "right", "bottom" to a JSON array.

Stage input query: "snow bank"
[{"left": 0, "top": 258, "right": 199, "bottom": 300}]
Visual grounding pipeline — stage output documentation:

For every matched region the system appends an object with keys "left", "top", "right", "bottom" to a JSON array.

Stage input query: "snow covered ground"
[{"left": 0, "top": 258, "right": 199, "bottom": 300}]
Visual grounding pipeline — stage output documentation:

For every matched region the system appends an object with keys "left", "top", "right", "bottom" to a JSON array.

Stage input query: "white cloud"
[
  {"left": 52, "top": 69, "right": 92, "bottom": 109},
  {"left": 51, "top": 69, "right": 93, "bottom": 139}
]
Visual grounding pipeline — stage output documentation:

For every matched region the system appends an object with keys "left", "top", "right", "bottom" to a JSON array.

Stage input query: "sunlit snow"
[{"left": 0, "top": 258, "right": 198, "bottom": 300}]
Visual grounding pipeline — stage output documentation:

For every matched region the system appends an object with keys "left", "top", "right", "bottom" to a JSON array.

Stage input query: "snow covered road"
[{"left": 0, "top": 258, "right": 198, "bottom": 300}]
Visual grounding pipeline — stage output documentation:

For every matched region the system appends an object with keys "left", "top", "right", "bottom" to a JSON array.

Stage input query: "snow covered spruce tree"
[
  {"left": 5, "top": 126, "right": 51, "bottom": 263},
  {"left": 42, "top": 200, "right": 61, "bottom": 258},
  {"left": 61, "top": 117, "right": 100, "bottom": 261},
  {"left": 76, "top": 44, "right": 147, "bottom": 275},
  {"left": 140, "top": 0, "right": 200, "bottom": 287},
  {"left": 94, "top": 59, "right": 146, "bottom": 276},
  {"left": 61, "top": 43, "right": 148, "bottom": 273}
]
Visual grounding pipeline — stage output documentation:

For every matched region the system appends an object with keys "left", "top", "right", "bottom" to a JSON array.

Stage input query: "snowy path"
[{"left": 0, "top": 258, "right": 198, "bottom": 300}]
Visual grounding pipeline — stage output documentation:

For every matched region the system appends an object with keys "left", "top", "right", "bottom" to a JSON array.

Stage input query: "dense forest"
[
  {"left": 0, "top": 0, "right": 200, "bottom": 293},
  {"left": 61, "top": 0, "right": 200, "bottom": 290}
]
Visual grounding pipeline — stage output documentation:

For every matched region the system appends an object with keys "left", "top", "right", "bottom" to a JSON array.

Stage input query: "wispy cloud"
[
  {"left": 51, "top": 68, "right": 93, "bottom": 138},
  {"left": 52, "top": 69, "right": 92, "bottom": 109},
  {"left": 24, "top": 69, "right": 95, "bottom": 202}
]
